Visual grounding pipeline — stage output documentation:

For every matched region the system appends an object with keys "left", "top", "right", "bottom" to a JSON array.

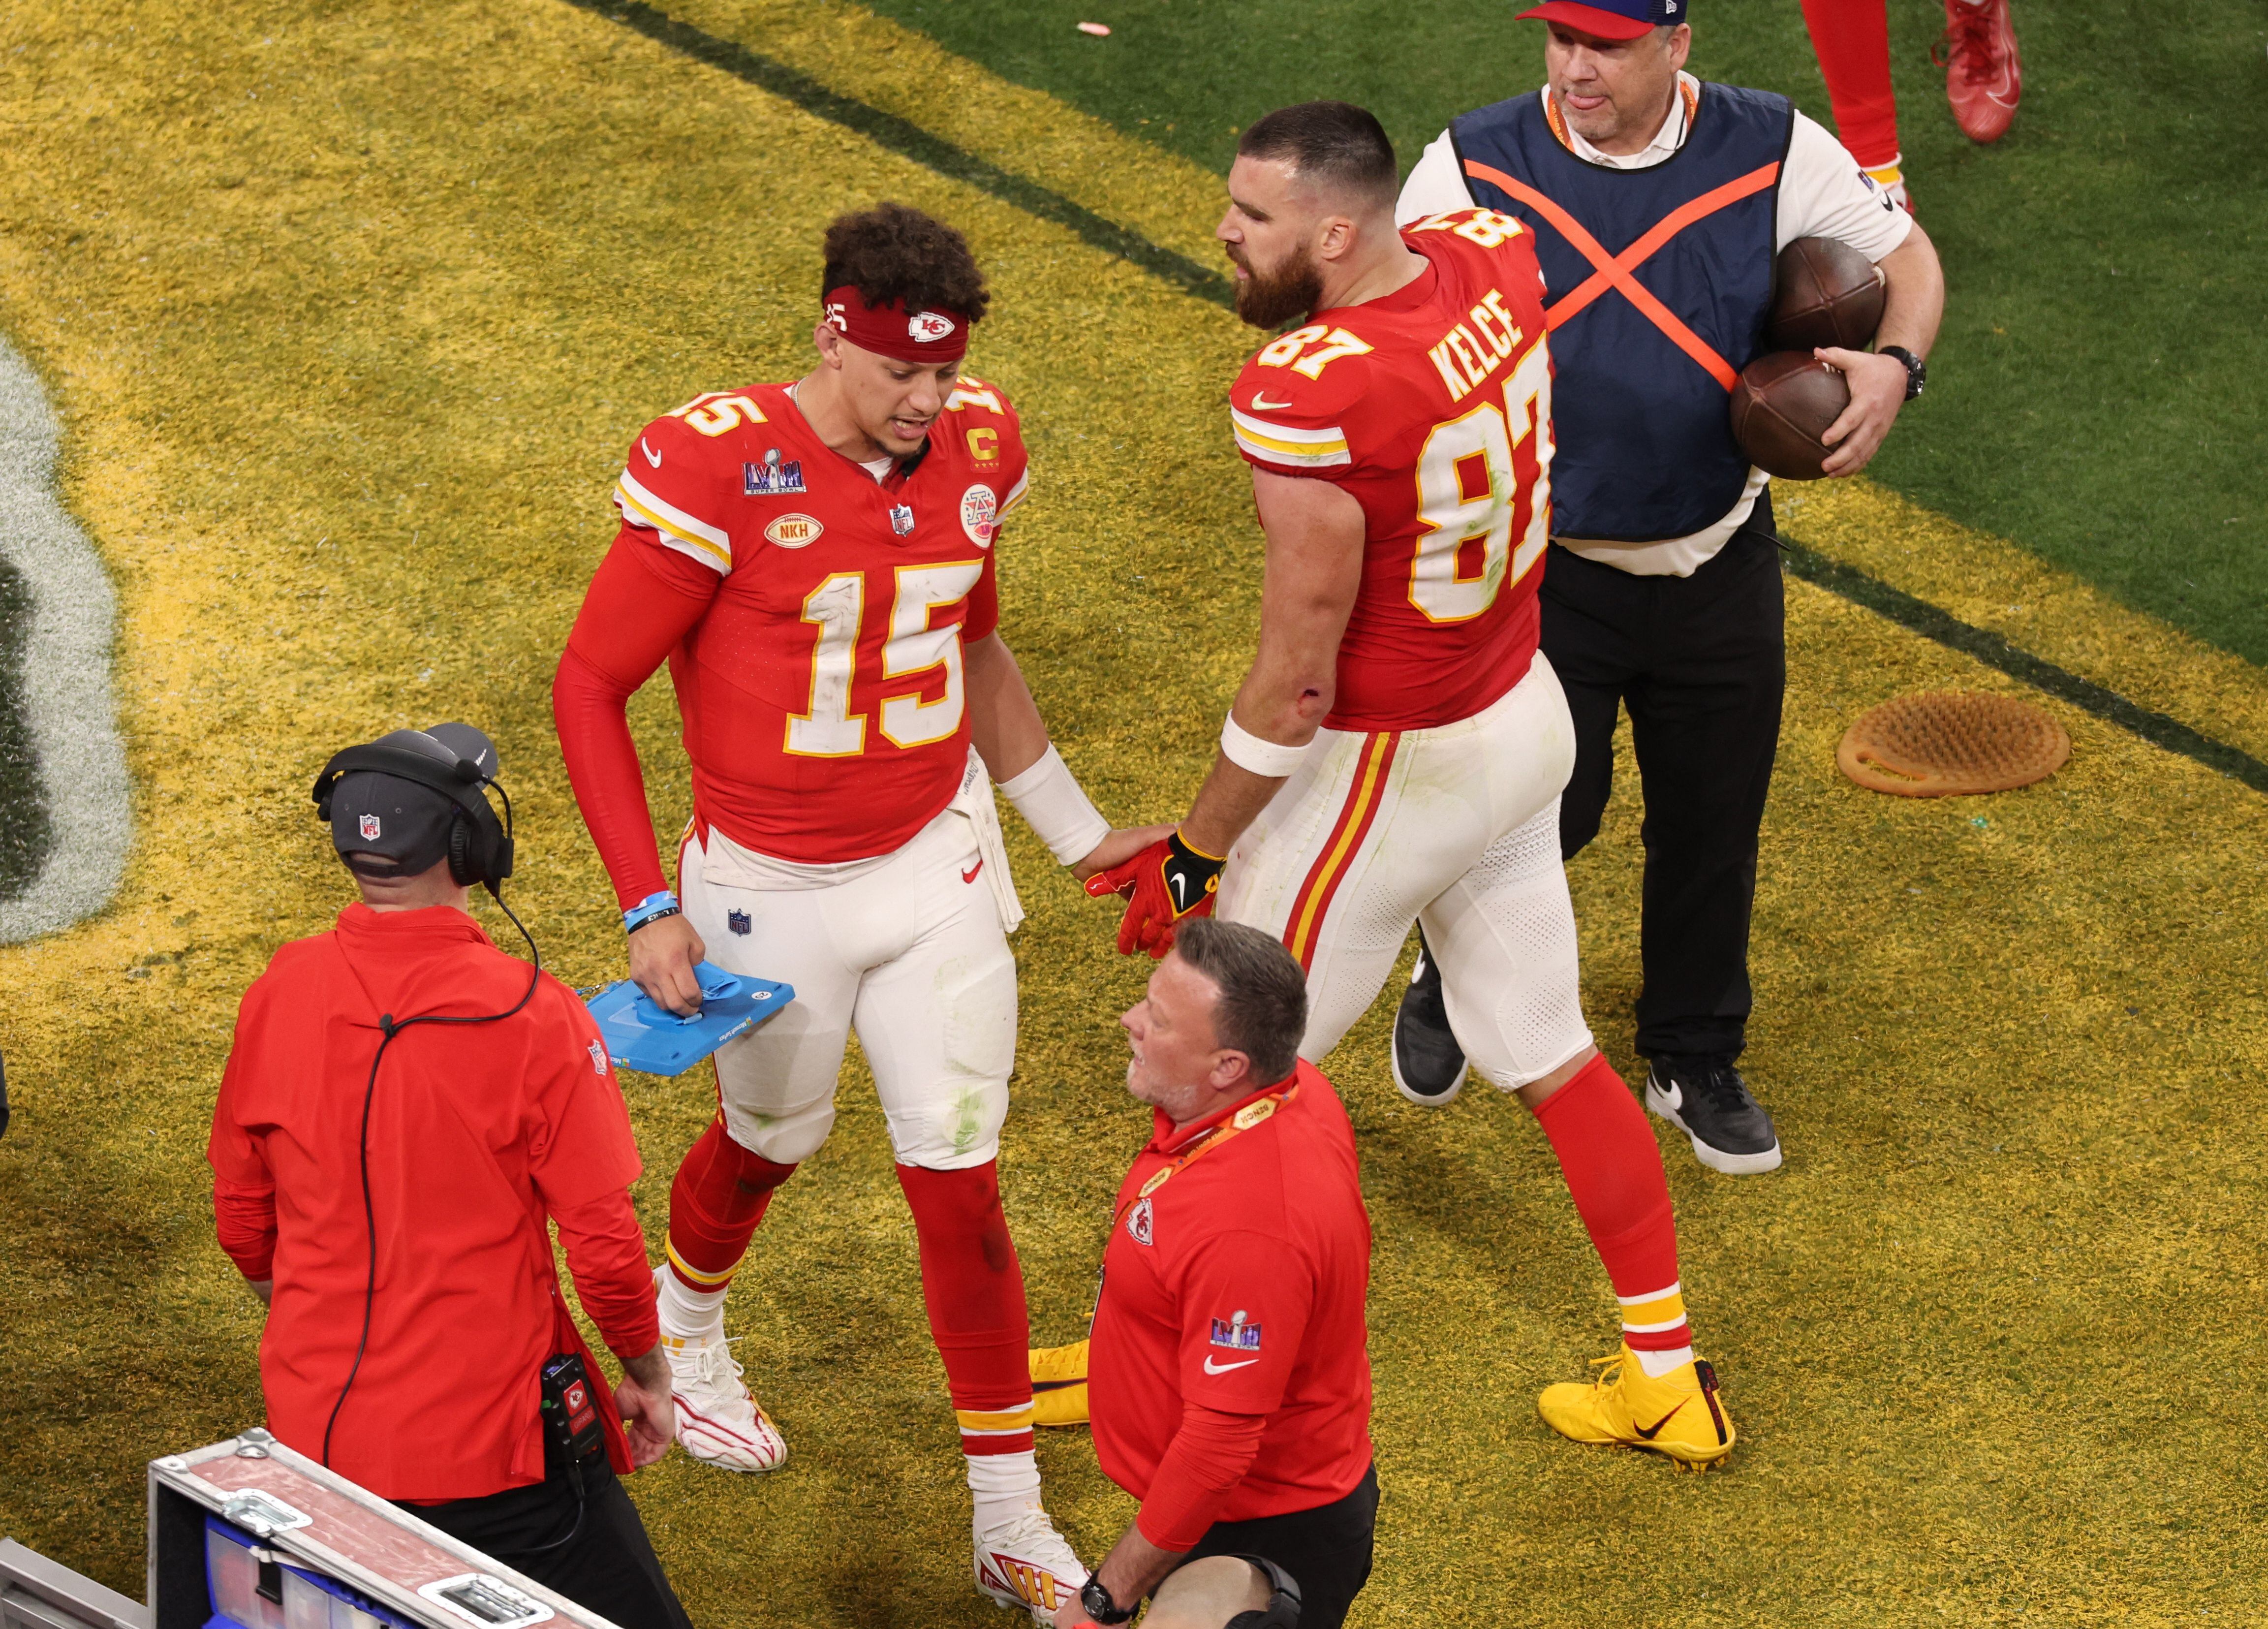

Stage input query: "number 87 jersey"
[{"left": 1230, "top": 208, "right": 1554, "bottom": 732}]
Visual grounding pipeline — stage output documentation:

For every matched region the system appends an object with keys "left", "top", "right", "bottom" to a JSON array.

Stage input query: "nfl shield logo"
[
  {"left": 727, "top": 908, "right": 751, "bottom": 936},
  {"left": 890, "top": 503, "right": 915, "bottom": 536},
  {"left": 358, "top": 814, "right": 381, "bottom": 840},
  {"left": 587, "top": 1039, "right": 608, "bottom": 1075}
]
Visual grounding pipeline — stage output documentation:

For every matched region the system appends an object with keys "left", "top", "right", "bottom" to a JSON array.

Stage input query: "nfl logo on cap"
[
  {"left": 359, "top": 814, "right": 381, "bottom": 840},
  {"left": 1516, "top": 0, "right": 1682, "bottom": 35}
]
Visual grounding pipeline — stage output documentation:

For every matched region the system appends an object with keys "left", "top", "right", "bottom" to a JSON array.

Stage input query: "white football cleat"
[
  {"left": 974, "top": 1504, "right": 1085, "bottom": 1622},
  {"left": 663, "top": 1334, "right": 788, "bottom": 1472}
]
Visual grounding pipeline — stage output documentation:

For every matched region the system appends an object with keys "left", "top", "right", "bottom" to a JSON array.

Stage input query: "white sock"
[
  {"left": 966, "top": 1448, "right": 1043, "bottom": 1531},
  {"left": 1636, "top": 1344, "right": 1695, "bottom": 1378},
  {"left": 655, "top": 1267, "right": 728, "bottom": 1345}
]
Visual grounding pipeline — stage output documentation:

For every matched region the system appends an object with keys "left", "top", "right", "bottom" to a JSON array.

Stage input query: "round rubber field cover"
[{"left": 1836, "top": 690, "right": 2071, "bottom": 797}]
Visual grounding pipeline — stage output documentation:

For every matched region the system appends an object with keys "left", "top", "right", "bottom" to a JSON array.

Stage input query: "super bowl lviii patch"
[{"left": 1209, "top": 1311, "right": 1262, "bottom": 1351}]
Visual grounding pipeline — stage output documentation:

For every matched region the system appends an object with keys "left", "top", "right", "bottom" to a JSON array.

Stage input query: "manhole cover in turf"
[{"left": 1837, "top": 691, "right": 2071, "bottom": 797}]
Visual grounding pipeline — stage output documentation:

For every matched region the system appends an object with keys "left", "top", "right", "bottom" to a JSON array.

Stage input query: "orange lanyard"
[{"left": 1108, "top": 1080, "right": 1301, "bottom": 1236}]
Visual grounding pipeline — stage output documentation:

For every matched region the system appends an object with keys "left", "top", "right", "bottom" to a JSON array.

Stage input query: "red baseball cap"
[{"left": 1516, "top": 0, "right": 1683, "bottom": 41}]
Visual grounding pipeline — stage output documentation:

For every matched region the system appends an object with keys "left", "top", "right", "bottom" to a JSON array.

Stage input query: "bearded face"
[{"left": 1228, "top": 237, "right": 1325, "bottom": 330}]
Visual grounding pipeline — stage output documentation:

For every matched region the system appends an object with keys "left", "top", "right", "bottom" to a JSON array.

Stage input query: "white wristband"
[
  {"left": 998, "top": 745, "right": 1112, "bottom": 866},
  {"left": 1220, "top": 713, "right": 1313, "bottom": 779}
]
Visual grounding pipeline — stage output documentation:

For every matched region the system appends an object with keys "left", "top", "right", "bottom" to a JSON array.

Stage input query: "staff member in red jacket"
[
  {"left": 1065, "top": 920, "right": 1375, "bottom": 1629},
  {"left": 208, "top": 723, "right": 688, "bottom": 1629}
]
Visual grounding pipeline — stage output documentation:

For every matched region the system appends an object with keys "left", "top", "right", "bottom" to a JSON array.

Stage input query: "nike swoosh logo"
[
  {"left": 642, "top": 438, "right": 662, "bottom": 468},
  {"left": 1249, "top": 393, "right": 1294, "bottom": 411},
  {"left": 962, "top": 859, "right": 984, "bottom": 884},
  {"left": 1633, "top": 1408, "right": 1682, "bottom": 1441},
  {"left": 1202, "top": 1355, "right": 1258, "bottom": 1375}
]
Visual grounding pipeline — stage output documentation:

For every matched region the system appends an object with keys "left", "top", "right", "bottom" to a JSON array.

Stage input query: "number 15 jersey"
[
  {"left": 556, "top": 379, "right": 1030, "bottom": 895},
  {"left": 1229, "top": 209, "right": 1554, "bottom": 732}
]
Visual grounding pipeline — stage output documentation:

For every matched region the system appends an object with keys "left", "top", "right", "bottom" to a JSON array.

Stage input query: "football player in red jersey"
[
  {"left": 1088, "top": 105, "right": 1736, "bottom": 1472},
  {"left": 555, "top": 204, "right": 1162, "bottom": 1620}
]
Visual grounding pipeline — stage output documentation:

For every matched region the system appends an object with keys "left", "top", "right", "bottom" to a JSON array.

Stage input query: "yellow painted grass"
[{"left": 0, "top": 2, "right": 2263, "bottom": 1625}]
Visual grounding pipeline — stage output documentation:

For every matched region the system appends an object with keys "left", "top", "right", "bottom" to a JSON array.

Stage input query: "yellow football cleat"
[
  {"left": 1537, "top": 1345, "right": 1735, "bottom": 1470},
  {"left": 1028, "top": 1339, "right": 1089, "bottom": 1428}
]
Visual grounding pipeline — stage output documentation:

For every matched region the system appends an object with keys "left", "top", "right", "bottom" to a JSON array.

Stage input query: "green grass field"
[{"left": 1, "top": 2, "right": 2265, "bottom": 1625}]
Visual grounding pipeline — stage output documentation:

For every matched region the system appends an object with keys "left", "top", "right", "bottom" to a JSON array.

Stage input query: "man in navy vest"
[{"left": 1389, "top": 0, "right": 1943, "bottom": 1178}]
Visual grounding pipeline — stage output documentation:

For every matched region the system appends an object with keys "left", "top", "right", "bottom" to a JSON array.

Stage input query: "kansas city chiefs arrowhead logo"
[{"left": 908, "top": 311, "right": 957, "bottom": 343}]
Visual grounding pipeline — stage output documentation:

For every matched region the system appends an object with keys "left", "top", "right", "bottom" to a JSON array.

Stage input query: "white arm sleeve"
[
  {"left": 1773, "top": 112, "right": 1915, "bottom": 260},
  {"left": 1396, "top": 129, "right": 1477, "bottom": 225}
]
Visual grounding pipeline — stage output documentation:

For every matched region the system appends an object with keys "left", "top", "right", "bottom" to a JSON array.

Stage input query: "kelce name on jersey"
[{"left": 1428, "top": 288, "right": 1527, "bottom": 404}]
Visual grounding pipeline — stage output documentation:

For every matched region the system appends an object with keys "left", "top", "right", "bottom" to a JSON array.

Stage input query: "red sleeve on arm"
[
  {"left": 531, "top": 993, "right": 654, "bottom": 1355},
  {"left": 552, "top": 1190, "right": 661, "bottom": 1360},
  {"left": 553, "top": 525, "right": 719, "bottom": 908},
  {"left": 213, "top": 1187, "right": 277, "bottom": 1282},
  {"left": 208, "top": 1011, "right": 278, "bottom": 1281},
  {"left": 963, "top": 548, "right": 1000, "bottom": 642},
  {"left": 1135, "top": 1404, "right": 1268, "bottom": 1551}
]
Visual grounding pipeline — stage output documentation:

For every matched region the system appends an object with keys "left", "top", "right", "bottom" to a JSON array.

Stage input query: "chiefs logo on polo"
[
  {"left": 908, "top": 311, "right": 957, "bottom": 343},
  {"left": 960, "top": 484, "right": 999, "bottom": 548}
]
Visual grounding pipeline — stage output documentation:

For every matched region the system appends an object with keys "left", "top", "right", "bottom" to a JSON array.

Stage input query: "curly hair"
[{"left": 820, "top": 202, "right": 992, "bottom": 324}]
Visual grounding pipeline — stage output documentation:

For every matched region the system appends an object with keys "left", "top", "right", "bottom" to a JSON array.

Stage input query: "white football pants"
[
  {"left": 678, "top": 808, "right": 1016, "bottom": 1170},
  {"left": 1215, "top": 653, "right": 1594, "bottom": 1089}
]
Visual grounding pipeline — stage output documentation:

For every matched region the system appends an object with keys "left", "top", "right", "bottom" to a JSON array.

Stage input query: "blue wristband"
[{"left": 623, "top": 890, "right": 682, "bottom": 934}]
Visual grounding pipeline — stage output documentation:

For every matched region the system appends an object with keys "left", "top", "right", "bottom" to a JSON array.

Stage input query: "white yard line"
[{"left": 0, "top": 338, "right": 129, "bottom": 943}]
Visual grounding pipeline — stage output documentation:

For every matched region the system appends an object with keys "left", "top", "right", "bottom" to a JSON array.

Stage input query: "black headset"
[
  {"left": 307, "top": 731, "right": 552, "bottom": 1524},
  {"left": 1223, "top": 1556, "right": 1302, "bottom": 1629},
  {"left": 311, "top": 738, "right": 516, "bottom": 895}
]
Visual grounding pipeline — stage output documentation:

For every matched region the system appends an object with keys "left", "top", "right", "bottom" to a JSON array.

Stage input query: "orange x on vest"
[{"left": 1461, "top": 158, "right": 1780, "bottom": 391}]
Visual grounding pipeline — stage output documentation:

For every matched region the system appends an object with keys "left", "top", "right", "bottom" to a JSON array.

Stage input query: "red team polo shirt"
[
  {"left": 1228, "top": 209, "right": 1554, "bottom": 733},
  {"left": 555, "top": 378, "right": 1031, "bottom": 899},
  {"left": 208, "top": 906, "right": 654, "bottom": 1502},
  {"left": 1089, "top": 1062, "right": 1373, "bottom": 1543}
]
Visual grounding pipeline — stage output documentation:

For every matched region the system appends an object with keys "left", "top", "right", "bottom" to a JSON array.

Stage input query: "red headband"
[{"left": 822, "top": 285, "right": 972, "bottom": 364}]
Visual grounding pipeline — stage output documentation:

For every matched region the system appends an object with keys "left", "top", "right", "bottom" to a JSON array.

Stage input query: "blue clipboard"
[{"left": 584, "top": 962, "right": 795, "bottom": 1076}]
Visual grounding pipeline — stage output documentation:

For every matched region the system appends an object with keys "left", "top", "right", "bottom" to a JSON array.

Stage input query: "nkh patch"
[
  {"left": 359, "top": 814, "right": 381, "bottom": 840},
  {"left": 1209, "top": 1310, "right": 1262, "bottom": 1351},
  {"left": 1126, "top": 1195, "right": 1153, "bottom": 1246},
  {"left": 727, "top": 908, "right": 751, "bottom": 936},
  {"left": 587, "top": 1039, "right": 608, "bottom": 1076}
]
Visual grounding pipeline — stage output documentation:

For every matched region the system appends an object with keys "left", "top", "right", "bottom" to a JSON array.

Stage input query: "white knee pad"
[
  {"left": 882, "top": 1075, "right": 1010, "bottom": 1170},
  {"left": 715, "top": 1055, "right": 840, "bottom": 1167}
]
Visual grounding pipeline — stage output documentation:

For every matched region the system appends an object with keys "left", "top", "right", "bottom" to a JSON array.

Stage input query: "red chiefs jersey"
[
  {"left": 581, "top": 378, "right": 1029, "bottom": 870},
  {"left": 1088, "top": 1062, "right": 1374, "bottom": 1525},
  {"left": 1230, "top": 209, "right": 1554, "bottom": 732}
]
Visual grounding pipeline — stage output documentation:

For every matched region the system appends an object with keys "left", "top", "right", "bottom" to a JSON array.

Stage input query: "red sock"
[
  {"left": 897, "top": 1161, "right": 1035, "bottom": 1458},
  {"left": 663, "top": 1112, "right": 796, "bottom": 1293},
  {"left": 1531, "top": 1055, "right": 1692, "bottom": 1353},
  {"left": 1801, "top": 0, "right": 1902, "bottom": 170}
]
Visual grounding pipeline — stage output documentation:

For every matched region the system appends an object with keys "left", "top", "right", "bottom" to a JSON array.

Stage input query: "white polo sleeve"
[
  {"left": 1396, "top": 129, "right": 1477, "bottom": 226},
  {"left": 1774, "top": 111, "right": 1914, "bottom": 261}
]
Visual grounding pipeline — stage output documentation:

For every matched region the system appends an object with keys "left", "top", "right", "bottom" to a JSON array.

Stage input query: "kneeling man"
[{"left": 1066, "top": 921, "right": 1375, "bottom": 1629}]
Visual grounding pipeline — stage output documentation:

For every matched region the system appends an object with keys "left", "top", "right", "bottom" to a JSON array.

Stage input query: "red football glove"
[{"left": 1085, "top": 830, "right": 1226, "bottom": 959}]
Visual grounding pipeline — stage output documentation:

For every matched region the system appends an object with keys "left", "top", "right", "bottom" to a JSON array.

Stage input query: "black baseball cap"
[{"left": 329, "top": 723, "right": 501, "bottom": 877}]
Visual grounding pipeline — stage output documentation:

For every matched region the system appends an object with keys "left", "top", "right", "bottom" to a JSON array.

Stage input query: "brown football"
[
  {"left": 1730, "top": 351, "right": 1850, "bottom": 480},
  {"left": 1765, "top": 235, "right": 1885, "bottom": 352}
]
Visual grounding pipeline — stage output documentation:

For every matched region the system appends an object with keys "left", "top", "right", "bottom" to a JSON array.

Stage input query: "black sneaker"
[
  {"left": 1644, "top": 1055, "right": 1783, "bottom": 1175},
  {"left": 1391, "top": 931, "right": 1467, "bottom": 1104}
]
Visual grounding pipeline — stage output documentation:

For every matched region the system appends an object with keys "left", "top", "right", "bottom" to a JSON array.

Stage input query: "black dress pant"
[
  {"left": 1540, "top": 496, "right": 1786, "bottom": 1061},
  {"left": 403, "top": 1456, "right": 693, "bottom": 1629},
  {"left": 1181, "top": 1463, "right": 1379, "bottom": 1629}
]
